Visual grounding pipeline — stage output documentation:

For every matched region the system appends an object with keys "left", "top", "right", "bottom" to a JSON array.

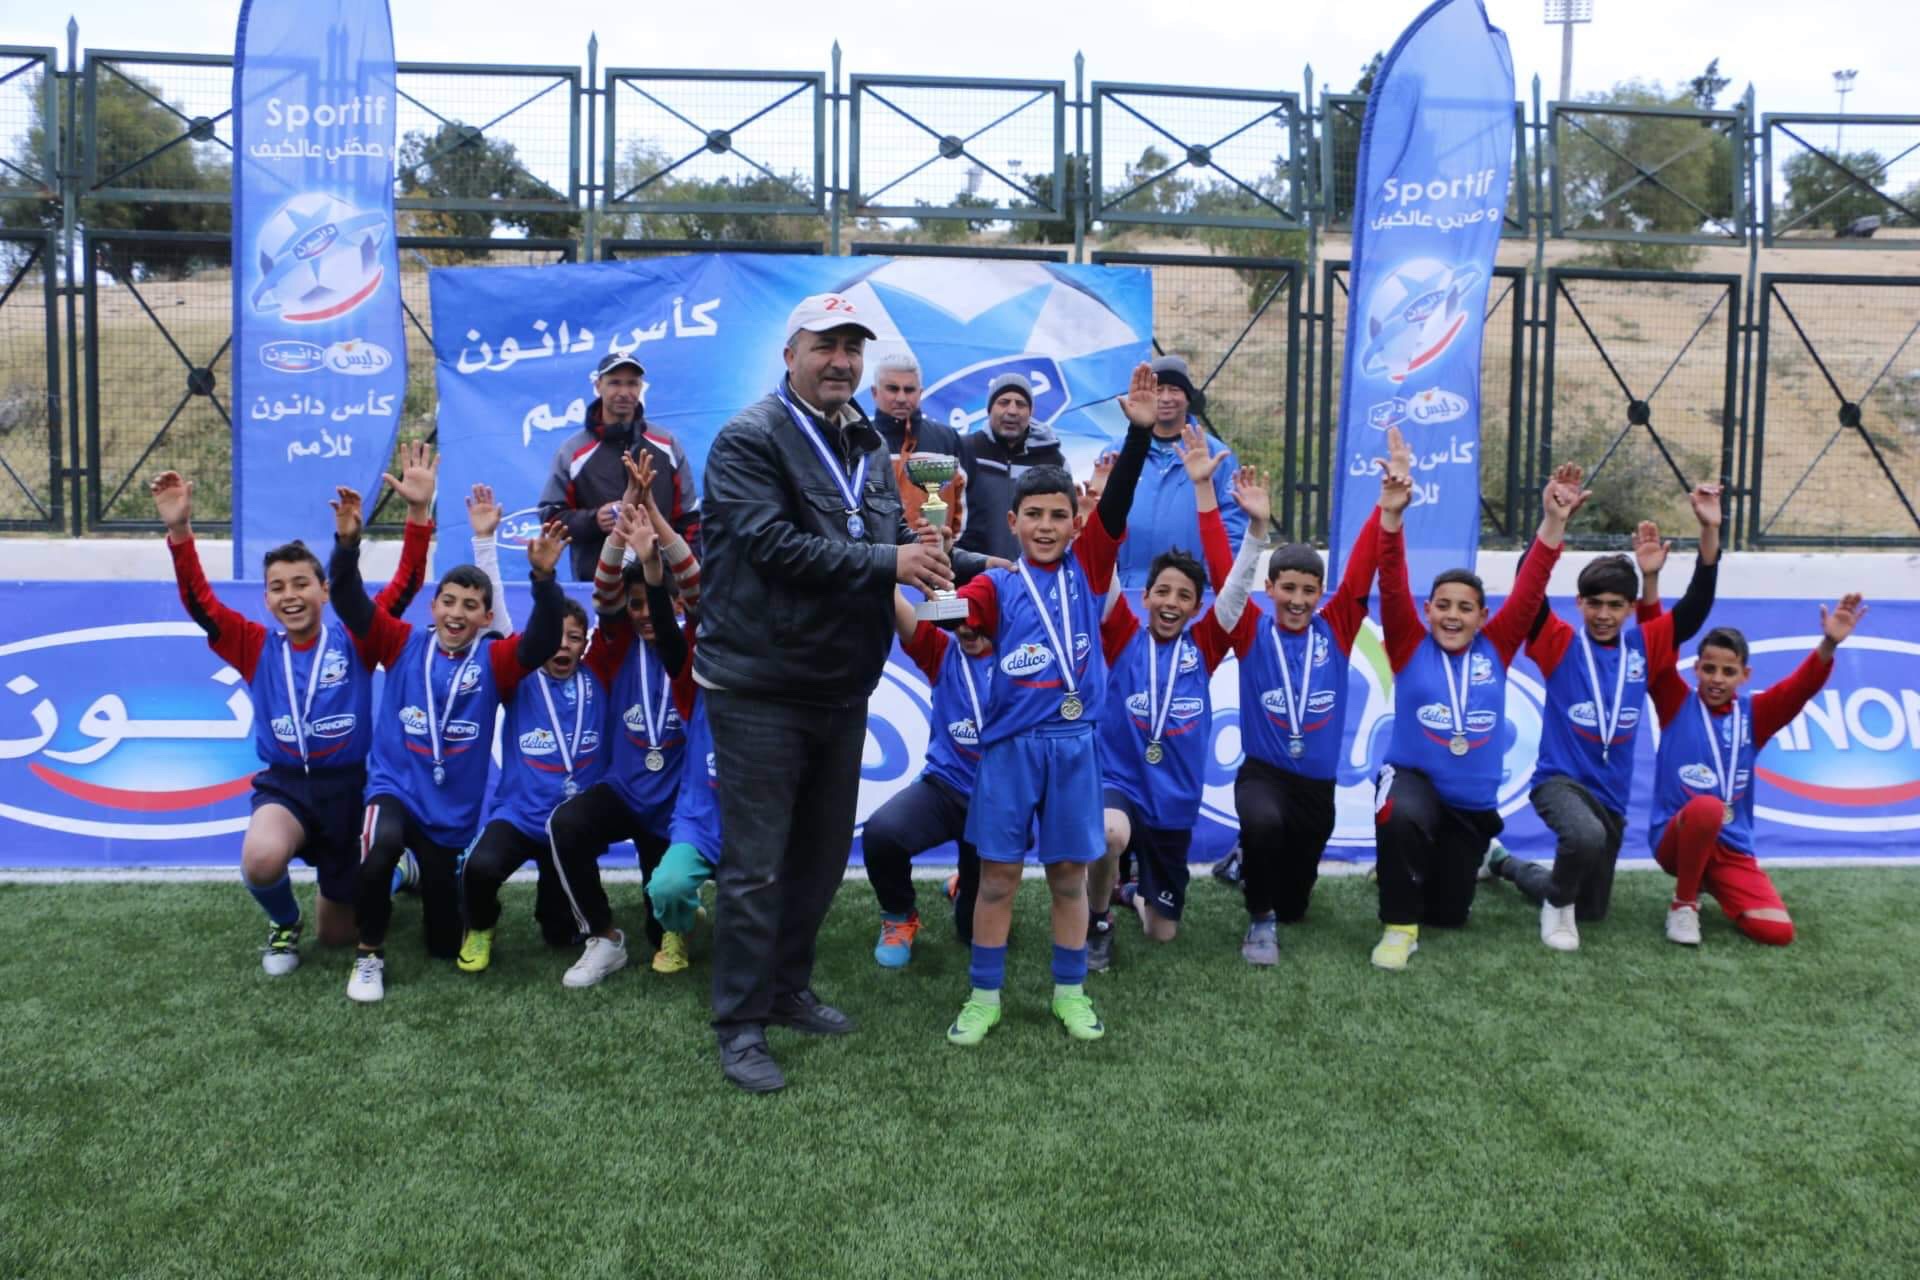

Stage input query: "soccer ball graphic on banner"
[
  {"left": 249, "top": 192, "right": 390, "bottom": 323},
  {"left": 1357, "top": 258, "right": 1485, "bottom": 384}
]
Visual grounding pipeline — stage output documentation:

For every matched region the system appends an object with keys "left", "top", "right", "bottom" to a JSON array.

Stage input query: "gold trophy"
[{"left": 905, "top": 451, "right": 969, "bottom": 625}]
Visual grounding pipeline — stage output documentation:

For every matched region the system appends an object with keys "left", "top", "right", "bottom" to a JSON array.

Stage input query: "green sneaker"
[
  {"left": 456, "top": 927, "right": 494, "bottom": 974},
  {"left": 946, "top": 996, "right": 1002, "bottom": 1046},
  {"left": 1052, "top": 991, "right": 1106, "bottom": 1041}
]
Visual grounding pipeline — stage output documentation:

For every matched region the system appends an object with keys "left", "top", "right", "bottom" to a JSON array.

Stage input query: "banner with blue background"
[
  {"left": 232, "top": 0, "right": 407, "bottom": 576},
  {"left": 0, "top": 586, "right": 1912, "bottom": 869},
  {"left": 430, "top": 253, "right": 1153, "bottom": 559},
  {"left": 1327, "top": 0, "right": 1514, "bottom": 591}
]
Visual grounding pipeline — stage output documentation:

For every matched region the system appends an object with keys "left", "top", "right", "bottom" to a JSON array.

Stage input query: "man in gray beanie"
[
  {"left": 955, "top": 371, "right": 1069, "bottom": 563},
  {"left": 1114, "top": 354, "right": 1249, "bottom": 586}
]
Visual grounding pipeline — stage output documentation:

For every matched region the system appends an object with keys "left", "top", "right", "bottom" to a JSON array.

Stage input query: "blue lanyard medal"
[{"left": 777, "top": 385, "right": 869, "bottom": 540}]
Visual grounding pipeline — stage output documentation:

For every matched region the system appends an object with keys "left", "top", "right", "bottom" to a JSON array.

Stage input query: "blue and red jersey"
[
  {"left": 486, "top": 663, "right": 609, "bottom": 841},
  {"left": 1528, "top": 609, "right": 1678, "bottom": 816},
  {"left": 900, "top": 621, "right": 997, "bottom": 796},
  {"left": 586, "top": 609, "right": 698, "bottom": 834},
  {"left": 667, "top": 695, "right": 721, "bottom": 867}
]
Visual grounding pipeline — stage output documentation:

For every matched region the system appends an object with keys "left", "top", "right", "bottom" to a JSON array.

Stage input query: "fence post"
[
  {"left": 583, "top": 33, "right": 598, "bottom": 261},
  {"left": 1523, "top": 73, "right": 1547, "bottom": 512},
  {"left": 1072, "top": 51, "right": 1086, "bottom": 264},
  {"left": 829, "top": 41, "right": 842, "bottom": 255},
  {"left": 60, "top": 18, "right": 82, "bottom": 535},
  {"left": 1733, "top": 82, "right": 1760, "bottom": 551}
]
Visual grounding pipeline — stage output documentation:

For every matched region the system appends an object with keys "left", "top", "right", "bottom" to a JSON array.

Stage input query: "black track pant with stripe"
[
  {"left": 462, "top": 818, "right": 584, "bottom": 945},
  {"left": 357, "top": 794, "right": 463, "bottom": 957},
  {"left": 545, "top": 782, "right": 667, "bottom": 948}
]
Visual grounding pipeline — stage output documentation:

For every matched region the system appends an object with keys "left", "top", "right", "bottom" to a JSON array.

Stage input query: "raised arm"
[
  {"left": 153, "top": 471, "right": 266, "bottom": 678},
  {"left": 1752, "top": 594, "right": 1864, "bottom": 741},
  {"left": 1323, "top": 505, "right": 1381, "bottom": 655},
  {"left": 1667, "top": 484, "right": 1723, "bottom": 645},
  {"left": 1484, "top": 462, "right": 1582, "bottom": 665},
  {"left": 465, "top": 482, "right": 513, "bottom": 636},
  {"left": 494, "top": 521, "right": 570, "bottom": 693},
  {"left": 327, "top": 486, "right": 411, "bottom": 666},
  {"left": 1177, "top": 422, "right": 1236, "bottom": 591},
  {"left": 1632, "top": 519, "right": 1668, "bottom": 624},
  {"left": 1373, "top": 426, "right": 1424, "bottom": 672}
]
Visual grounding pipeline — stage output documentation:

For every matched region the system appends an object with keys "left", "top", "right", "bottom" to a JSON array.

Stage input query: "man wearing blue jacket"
[{"left": 1114, "top": 355, "right": 1250, "bottom": 587}]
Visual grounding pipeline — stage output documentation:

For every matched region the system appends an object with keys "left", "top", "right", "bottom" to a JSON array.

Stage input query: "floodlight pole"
[
  {"left": 1559, "top": 19, "right": 1575, "bottom": 104},
  {"left": 1833, "top": 69, "right": 1857, "bottom": 150},
  {"left": 1544, "top": 1, "right": 1594, "bottom": 103}
]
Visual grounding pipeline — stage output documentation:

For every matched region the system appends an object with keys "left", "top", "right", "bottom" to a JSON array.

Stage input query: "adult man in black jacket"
[
  {"left": 536, "top": 352, "right": 701, "bottom": 583},
  {"left": 697, "top": 293, "right": 985, "bottom": 1093},
  {"left": 956, "top": 372, "right": 1069, "bottom": 562}
]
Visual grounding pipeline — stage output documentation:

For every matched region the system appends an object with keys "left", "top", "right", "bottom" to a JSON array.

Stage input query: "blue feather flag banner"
[{"left": 1326, "top": 0, "right": 1514, "bottom": 591}]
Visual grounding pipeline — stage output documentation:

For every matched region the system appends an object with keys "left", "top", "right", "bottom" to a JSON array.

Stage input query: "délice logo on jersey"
[{"left": 0, "top": 623, "right": 259, "bottom": 837}]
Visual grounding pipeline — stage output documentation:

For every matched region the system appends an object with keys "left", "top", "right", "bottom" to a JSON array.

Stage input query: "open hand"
[
  {"left": 1176, "top": 422, "right": 1225, "bottom": 484},
  {"left": 1689, "top": 482, "right": 1723, "bottom": 530},
  {"left": 1821, "top": 592, "right": 1866, "bottom": 645},
  {"left": 1632, "top": 520, "right": 1670, "bottom": 576},
  {"left": 150, "top": 471, "right": 192, "bottom": 532},
  {"left": 622, "top": 449, "right": 655, "bottom": 507},
  {"left": 382, "top": 441, "right": 438, "bottom": 512},
  {"left": 330, "top": 486, "right": 364, "bottom": 542},
  {"left": 1544, "top": 462, "right": 1591, "bottom": 523},
  {"left": 1384, "top": 425, "right": 1413, "bottom": 483},
  {"left": 613, "top": 502, "right": 656, "bottom": 561},
  {"left": 466, "top": 483, "right": 501, "bottom": 539},
  {"left": 526, "top": 519, "right": 571, "bottom": 578},
  {"left": 1119, "top": 362, "right": 1160, "bottom": 430},
  {"left": 1233, "top": 464, "right": 1272, "bottom": 524}
]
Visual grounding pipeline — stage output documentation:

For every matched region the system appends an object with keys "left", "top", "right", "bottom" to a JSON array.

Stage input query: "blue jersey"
[
  {"left": 923, "top": 637, "right": 996, "bottom": 796},
  {"left": 668, "top": 698, "right": 721, "bottom": 866},
  {"left": 606, "top": 632, "right": 686, "bottom": 829},
  {"left": 1650, "top": 691, "right": 1757, "bottom": 856},
  {"left": 1385, "top": 634, "right": 1507, "bottom": 811},
  {"left": 365, "top": 629, "right": 508, "bottom": 847},
  {"left": 487, "top": 667, "right": 608, "bottom": 841},
  {"left": 975, "top": 555, "right": 1107, "bottom": 746},
  {"left": 1238, "top": 616, "right": 1348, "bottom": 782},
  {"left": 252, "top": 625, "right": 373, "bottom": 772},
  {"left": 1099, "top": 628, "right": 1212, "bottom": 829},
  {"left": 1533, "top": 625, "right": 1649, "bottom": 817}
]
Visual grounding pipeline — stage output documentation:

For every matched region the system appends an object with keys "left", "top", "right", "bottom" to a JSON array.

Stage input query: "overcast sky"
[{"left": 5, "top": 0, "right": 1910, "bottom": 118}]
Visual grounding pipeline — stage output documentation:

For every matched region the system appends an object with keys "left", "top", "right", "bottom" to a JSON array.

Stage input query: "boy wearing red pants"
[{"left": 1646, "top": 596, "right": 1865, "bottom": 946}]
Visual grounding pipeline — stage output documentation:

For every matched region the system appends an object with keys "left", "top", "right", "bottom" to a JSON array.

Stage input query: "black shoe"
[
  {"left": 1087, "top": 915, "right": 1114, "bottom": 973},
  {"left": 717, "top": 1029, "right": 785, "bottom": 1094},
  {"left": 1212, "top": 844, "right": 1244, "bottom": 886},
  {"left": 769, "top": 989, "right": 857, "bottom": 1036}
]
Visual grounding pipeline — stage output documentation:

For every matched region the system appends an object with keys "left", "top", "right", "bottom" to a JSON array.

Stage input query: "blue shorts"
[
  {"left": 1103, "top": 786, "right": 1193, "bottom": 920},
  {"left": 250, "top": 764, "right": 368, "bottom": 904},
  {"left": 966, "top": 724, "right": 1103, "bottom": 864}
]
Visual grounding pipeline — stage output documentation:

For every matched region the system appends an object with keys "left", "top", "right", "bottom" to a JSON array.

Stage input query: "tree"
[
  {"left": 395, "top": 123, "right": 579, "bottom": 244},
  {"left": 913, "top": 190, "right": 999, "bottom": 243},
  {"left": 1688, "top": 58, "right": 1730, "bottom": 111},
  {"left": 14, "top": 67, "right": 228, "bottom": 279},
  {"left": 1102, "top": 146, "right": 1197, "bottom": 235},
  {"left": 607, "top": 142, "right": 825, "bottom": 245},
  {"left": 1779, "top": 149, "right": 1892, "bottom": 234},
  {"left": 1014, "top": 154, "right": 1087, "bottom": 245}
]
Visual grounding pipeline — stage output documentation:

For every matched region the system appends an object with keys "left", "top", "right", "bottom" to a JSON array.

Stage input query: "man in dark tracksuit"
[
  {"left": 956, "top": 372, "right": 1069, "bottom": 563},
  {"left": 537, "top": 352, "right": 701, "bottom": 582},
  {"left": 696, "top": 293, "right": 989, "bottom": 1094}
]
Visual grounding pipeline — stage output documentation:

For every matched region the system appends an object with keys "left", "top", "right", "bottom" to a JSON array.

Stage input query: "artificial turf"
[{"left": 3, "top": 868, "right": 1917, "bottom": 1280}]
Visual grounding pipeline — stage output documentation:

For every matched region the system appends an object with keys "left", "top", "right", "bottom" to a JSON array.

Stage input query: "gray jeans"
[{"left": 1508, "top": 775, "right": 1626, "bottom": 918}]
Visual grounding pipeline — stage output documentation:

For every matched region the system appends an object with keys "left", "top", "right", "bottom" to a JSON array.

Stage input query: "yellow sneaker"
[
  {"left": 456, "top": 927, "right": 494, "bottom": 974},
  {"left": 652, "top": 931, "right": 690, "bottom": 974},
  {"left": 1370, "top": 925, "right": 1419, "bottom": 971}
]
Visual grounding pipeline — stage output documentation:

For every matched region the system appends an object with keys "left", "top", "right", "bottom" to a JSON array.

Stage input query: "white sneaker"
[
  {"left": 1666, "top": 904, "right": 1702, "bottom": 946},
  {"left": 1541, "top": 901, "right": 1580, "bottom": 952},
  {"left": 347, "top": 952, "right": 385, "bottom": 1002},
  {"left": 563, "top": 931, "right": 629, "bottom": 988},
  {"left": 261, "top": 921, "right": 302, "bottom": 976}
]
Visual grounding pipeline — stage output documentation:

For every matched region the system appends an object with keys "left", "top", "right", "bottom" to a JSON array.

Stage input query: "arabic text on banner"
[
  {"left": 1326, "top": 0, "right": 1515, "bottom": 593},
  {"left": 232, "top": 0, "right": 407, "bottom": 574}
]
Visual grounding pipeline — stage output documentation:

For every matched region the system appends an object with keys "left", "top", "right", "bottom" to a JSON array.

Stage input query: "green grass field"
[{"left": 4, "top": 868, "right": 1918, "bottom": 1280}]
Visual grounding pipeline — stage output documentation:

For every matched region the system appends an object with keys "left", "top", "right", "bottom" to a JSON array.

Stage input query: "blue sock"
[
  {"left": 1052, "top": 942, "right": 1088, "bottom": 986},
  {"left": 968, "top": 942, "right": 1008, "bottom": 992},
  {"left": 247, "top": 873, "right": 299, "bottom": 927}
]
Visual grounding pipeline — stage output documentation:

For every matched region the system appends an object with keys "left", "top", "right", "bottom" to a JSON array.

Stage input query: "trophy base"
[{"left": 915, "top": 593, "right": 972, "bottom": 628}]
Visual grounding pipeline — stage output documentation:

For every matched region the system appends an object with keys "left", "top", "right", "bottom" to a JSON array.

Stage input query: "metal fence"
[{"left": 4, "top": 26, "right": 1920, "bottom": 547}]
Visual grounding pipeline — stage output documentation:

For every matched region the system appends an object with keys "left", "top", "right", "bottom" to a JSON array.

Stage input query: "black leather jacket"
[{"left": 695, "top": 384, "right": 985, "bottom": 707}]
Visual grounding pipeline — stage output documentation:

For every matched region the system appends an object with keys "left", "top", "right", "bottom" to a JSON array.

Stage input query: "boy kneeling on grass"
[
  {"left": 940, "top": 362, "right": 1157, "bottom": 1044},
  {"left": 1368, "top": 437, "right": 1582, "bottom": 971},
  {"left": 1645, "top": 598, "right": 1864, "bottom": 947}
]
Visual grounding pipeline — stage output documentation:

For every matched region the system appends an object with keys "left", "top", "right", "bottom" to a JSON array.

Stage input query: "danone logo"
[
  {"left": 497, "top": 508, "right": 543, "bottom": 553},
  {"left": 260, "top": 340, "right": 326, "bottom": 374},
  {"left": 1125, "top": 692, "right": 1201, "bottom": 720},
  {"left": 311, "top": 713, "right": 355, "bottom": 738},
  {"left": 1358, "top": 260, "right": 1485, "bottom": 383},
  {"left": 1737, "top": 636, "right": 1920, "bottom": 832},
  {"left": 323, "top": 340, "right": 392, "bottom": 376},
  {"left": 0, "top": 623, "right": 258, "bottom": 839},
  {"left": 1001, "top": 642, "right": 1054, "bottom": 677}
]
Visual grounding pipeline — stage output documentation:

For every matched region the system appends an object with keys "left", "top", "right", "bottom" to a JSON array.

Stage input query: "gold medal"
[
  {"left": 1145, "top": 741, "right": 1164, "bottom": 765},
  {"left": 1722, "top": 802, "right": 1735, "bottom": 825}
]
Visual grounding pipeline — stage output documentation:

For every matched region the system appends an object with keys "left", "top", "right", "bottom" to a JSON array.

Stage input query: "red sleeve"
[
  {"left": 1524, "top": 609, "right": 1576, "bottom": 677},
  {"left": 1753, "top": 650, "right": 1833, "bottom": 743},
  {"left": 488, "top": 634, "right": 534, "bottom": 697},
  {"left": 168, "top": 535, "right": 266, "bottom": 679},
  {"left": 1642, "top": 611, "right": 1677, "bottom": 677},
  {"left": 1102, "top": 596, "right": 1139, "bottom": 665},
  {"left": 352, "top": 605, "right": 412, "bottom": 671},
  {"left": 1651, "top": 665, "right": 1691, "bottom": 726},
  {"left": 1636, "top": 598, "right": 1663, "bottom": 624},
  {"left": 1073, "top": 516, "right": 1121, "bottom": 593},
  {"left": 1484, "top": 537, "right": 1560, "bottom": 666},
  {"left": 1222, "top": 598, "right": 1264, "bottom": 661},
  {"left": 1191, "top": 609, "right": 1238, "bottom": 672},
  {"left": 903, "top": 621, "right": 950, "bottom": 685},
  {"left": 1375, "top": 522, "right": 1424, "bottom": 674},
  {"left": 583, "top": 611, "right": 631, "bottom": 689},
  {"left": 957, "top": 571, "right": 1000, "bottom": 637},
  {"left": 372, "top": 519, "right": 434, "bottom": 617},
  {"left": 1197, "top": 508, "right": 1232, "bottom": 594},
  {"left": 1322, "top": 507, "right": 1381, "bottom": 655}
]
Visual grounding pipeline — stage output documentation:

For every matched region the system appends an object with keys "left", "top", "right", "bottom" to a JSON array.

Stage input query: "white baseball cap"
[{"left": 785, "top": 292, "right": 878, "bottom": 342}]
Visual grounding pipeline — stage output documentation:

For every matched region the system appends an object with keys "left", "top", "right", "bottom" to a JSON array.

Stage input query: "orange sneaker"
[{"left": 874, "top": 911, "right": 922, "bottom": 969}]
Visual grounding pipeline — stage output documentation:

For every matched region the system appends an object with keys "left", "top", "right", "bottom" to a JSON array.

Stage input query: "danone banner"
[
  {"left": 0, "top": 586, "right": 1914, "bottom": 868},
  {"left": 1327, "top": 0, "right": 1515, "bottom": 591},
  {"left": 231, "top": 0, "right": 407, "bottom": 576},
  {"left": 429, "top": 253, "right": 1153, "bottom": 558}
]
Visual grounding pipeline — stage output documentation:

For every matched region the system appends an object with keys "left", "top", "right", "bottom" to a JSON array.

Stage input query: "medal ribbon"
[
  {"left": 1270, "top": 621, "right": 1313, "bottom": 743},
  {"left": 1016, "top": 560, "right": 1079, "bottom": 698},
  {"left": 1578, "top": 629, "right": 1630, "bottom": 763},
  {"left": 423, "top": 637, "right": 478, "bottom": 776},
  {"left": 278, "top": 623, "right": 328, "bottom": 769},
  {"left": 1439, "top": 644, "right": 1471, "bottom": 742},
  {"left": 537, "top": 670, "right": 586, "bottom": 780},
  {"left": 1697, "top": 695, "right": 1744, "bottom": 813},
  {"left": 776, "top": 383, "right": 867, "bottom": 530},
  {"left": 636, "top": 642, "right": 670, "bottom": 748},
  {"left": 1146, "top": 634, "right": 1179, "bottom": 744}
]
